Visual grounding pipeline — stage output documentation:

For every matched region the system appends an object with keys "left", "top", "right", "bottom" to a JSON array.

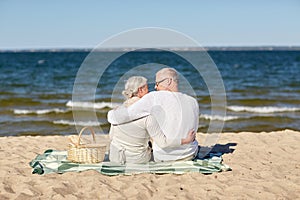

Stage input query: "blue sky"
[{"left": 0, "top": 0, "right": 299, "bottom": 49}]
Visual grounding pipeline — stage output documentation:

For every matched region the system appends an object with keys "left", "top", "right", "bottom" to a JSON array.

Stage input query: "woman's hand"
[{"left": 181, "top": 129, "right": 196, "bottom": 145}]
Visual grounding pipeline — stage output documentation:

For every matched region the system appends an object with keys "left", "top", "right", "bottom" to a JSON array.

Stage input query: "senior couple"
[{"left": 108, "top": 68, "right": 199, "bottom": 164}]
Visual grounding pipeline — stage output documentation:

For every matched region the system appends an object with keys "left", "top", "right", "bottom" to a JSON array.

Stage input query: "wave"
[
  {"left": 227, "top": 106, "right": 300, "bottom": 113},
  {"left": 14, "top": 108, "right": 69, "bottom": 115},
  {"left": 66, "top": 101, "right": 121, "bottom": 109},
  {"left": 200, "top": 114, "right": 240, "bottom": 121},
  {"left": 53, "top": 120, "right": 101, "bottom": 126}
]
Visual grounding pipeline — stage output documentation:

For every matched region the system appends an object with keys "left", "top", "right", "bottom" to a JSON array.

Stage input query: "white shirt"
[{"left": 108, "top": 91, "right": 199, "bottom": 161}]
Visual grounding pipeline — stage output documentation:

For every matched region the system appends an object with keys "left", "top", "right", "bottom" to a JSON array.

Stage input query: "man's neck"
[{"left": 169, "top": 85, "right": 178, "bottom": 92}]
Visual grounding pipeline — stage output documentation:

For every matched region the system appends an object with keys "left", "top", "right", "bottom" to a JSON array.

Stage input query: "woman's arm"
[
  {"left": 181, "top": 129, "right": 196, "bottom": 144},
  {"left": 145, "top": 115, "right": 195, "bottom": 148}
]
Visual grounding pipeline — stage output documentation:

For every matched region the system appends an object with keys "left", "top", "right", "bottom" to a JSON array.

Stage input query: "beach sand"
[{"left": 0, "top": 130, "right": 299, "bottom": 199}]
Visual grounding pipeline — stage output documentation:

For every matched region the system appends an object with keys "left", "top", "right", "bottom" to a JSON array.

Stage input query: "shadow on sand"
[
  {"left": 196, "top": 143, "right": 237, "bottom": 159},
  {"left": 210, "top": 143, "right": 237, "bottom": 154}
]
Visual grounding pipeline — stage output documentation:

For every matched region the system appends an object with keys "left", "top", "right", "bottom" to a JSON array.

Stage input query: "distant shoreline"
[{"left": 1, "top": 46, "right": 300, "bottom": 52}]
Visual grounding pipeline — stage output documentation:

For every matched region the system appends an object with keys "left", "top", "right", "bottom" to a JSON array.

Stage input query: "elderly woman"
[{"left": 109, "top": 76, "right": 195, "bottom": 164}]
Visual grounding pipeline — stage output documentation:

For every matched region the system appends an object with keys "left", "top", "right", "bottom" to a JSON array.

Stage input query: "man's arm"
[{"left": 107, "top": 92, "right": 154, "bottom": 125}]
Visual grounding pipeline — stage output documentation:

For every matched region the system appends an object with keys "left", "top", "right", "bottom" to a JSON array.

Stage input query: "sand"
[{"left": 0, "top": 130, "right": 299, "bottom": 199}]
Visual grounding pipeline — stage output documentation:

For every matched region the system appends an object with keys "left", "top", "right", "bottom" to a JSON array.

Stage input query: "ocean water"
[{"left": 0, "top": 50, "right": 300, "bottom": 136}]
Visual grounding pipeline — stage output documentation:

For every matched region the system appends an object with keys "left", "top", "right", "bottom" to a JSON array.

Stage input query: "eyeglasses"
[{"left": 155, "top": 78, "right": 170, "bottom": 88}]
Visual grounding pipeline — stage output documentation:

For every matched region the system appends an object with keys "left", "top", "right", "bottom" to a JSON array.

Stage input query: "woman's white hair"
[{"left": 122, "top": 76, "right": 147, "bottom": 99}]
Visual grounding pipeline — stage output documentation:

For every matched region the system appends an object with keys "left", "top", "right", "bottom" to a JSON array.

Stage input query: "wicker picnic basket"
[{"left": 67, "top": 127, "right": 106, "bottom": 163}]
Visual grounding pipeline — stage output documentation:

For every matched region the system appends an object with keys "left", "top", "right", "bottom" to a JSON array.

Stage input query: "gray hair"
[
  {"left": 122, "top": 76, "right": 147, "bottom": 99},
  {"left": 156, "top": 67, "right": 179, "bottom": 82}
]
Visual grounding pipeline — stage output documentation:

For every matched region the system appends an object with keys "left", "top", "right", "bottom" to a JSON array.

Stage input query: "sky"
[{"left": 0, "top": 0, "right": 300, "bottom": 49}]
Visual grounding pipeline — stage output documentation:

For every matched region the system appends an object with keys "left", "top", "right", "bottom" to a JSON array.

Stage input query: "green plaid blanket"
[{"left": 29, "top": 149, "right": 231, "bottom": 176}]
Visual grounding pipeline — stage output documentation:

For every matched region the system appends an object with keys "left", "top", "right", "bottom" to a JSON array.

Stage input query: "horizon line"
[{"left": 1, "top": 45, "right": 300, "bottom": 52}]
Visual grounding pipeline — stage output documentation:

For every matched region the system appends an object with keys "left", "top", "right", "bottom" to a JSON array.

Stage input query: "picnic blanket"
[{"left": 29, "top": 149, "right": 231, "bottom": 176}]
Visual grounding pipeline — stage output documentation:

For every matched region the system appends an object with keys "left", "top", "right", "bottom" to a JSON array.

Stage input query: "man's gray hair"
[
  {"left": 156, "top": 68, "right": 179, "bottom": 82},
  {"left": 122, "top": 76, "right": 147, "bottom": 99}
]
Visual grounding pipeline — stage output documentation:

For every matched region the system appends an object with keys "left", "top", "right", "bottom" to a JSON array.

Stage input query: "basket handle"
[{"left": 78, "top": 127, "right": 96, "bottom": 145}]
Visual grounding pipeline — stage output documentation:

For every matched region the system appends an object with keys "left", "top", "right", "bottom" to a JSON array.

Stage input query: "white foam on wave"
[
  {"left": 14, "top": 108, "right": 68, "bottom": 115},
  {"left": 227, "top": 105, "right": 300, "bottom": 113},
  {"left": 66, "top": 101, "right": 121, "bottom": 109},
  {"left": 200, "top": 114, "right": 240, "bottom": 121},
  {"left": 53, "top": 120, "right": 101, "bottom": 126}
]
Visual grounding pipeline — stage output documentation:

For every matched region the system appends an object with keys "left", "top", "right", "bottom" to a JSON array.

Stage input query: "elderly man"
[{"left": 108, "top": 68, "right": 199, "bottom": 162}]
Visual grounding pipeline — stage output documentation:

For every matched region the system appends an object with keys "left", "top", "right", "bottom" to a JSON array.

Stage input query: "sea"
[{"left": 0, "top": 49, "right": 300, "bottom": 136}]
